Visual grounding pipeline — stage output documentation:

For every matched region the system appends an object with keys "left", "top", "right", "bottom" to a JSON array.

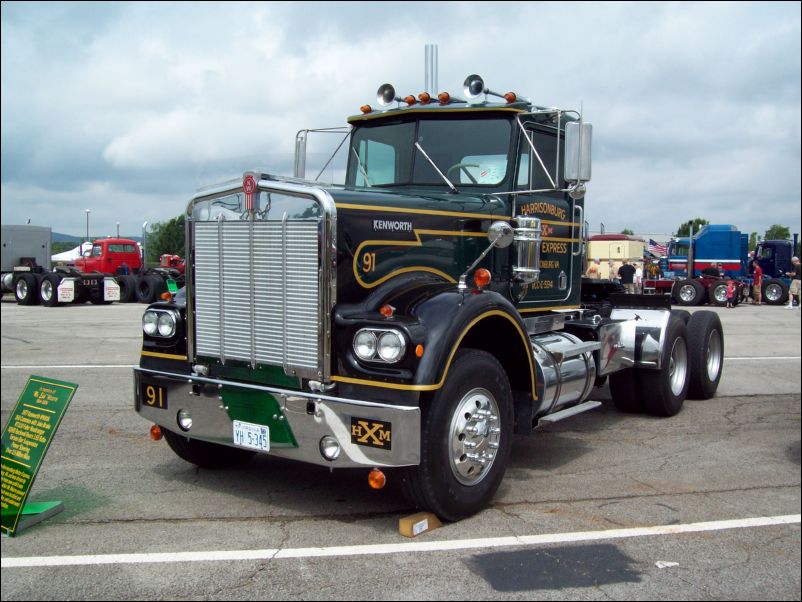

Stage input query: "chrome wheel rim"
[
  {"left": 449, "top": 387, "right": 500, "bottom": 486},
  {"left": 680, "top": 285, "right": 696, "bottom": 302},
  {"left": 16, "top": 279, "right": 28, "bottom": 300},
  {"left": 41, "top": 280, "right": 53, "bottom": 302},
  {"left": 713, "top": 286, "right": 727, "bottom": 302},
  {"left": 669, "top": 337, "right": 689, "bottom": 396},
  {"left": 765, "top": 284, "right": 782, "bottom": 302},
  {"left": 706, "top": 329, "right": 722, "bottom": 381}
]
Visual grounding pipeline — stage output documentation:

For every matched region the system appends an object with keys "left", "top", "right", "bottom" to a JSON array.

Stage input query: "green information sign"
[{"left": 1, "top": 375, "right": 77, "bottom": 536}]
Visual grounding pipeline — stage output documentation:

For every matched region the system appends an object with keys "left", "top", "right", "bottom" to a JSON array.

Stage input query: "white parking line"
[{"left": 2, "top": 514, "right": 798, "bottom": 569}]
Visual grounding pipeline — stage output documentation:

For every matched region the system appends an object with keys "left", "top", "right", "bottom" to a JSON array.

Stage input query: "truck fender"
[{"left": 410, "top": 288, "right": 536, "bottom": 401}]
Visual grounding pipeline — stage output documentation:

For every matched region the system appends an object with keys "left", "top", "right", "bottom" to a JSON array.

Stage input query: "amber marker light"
[
  {"left": 150, "top": 425, "right": 163, "bottom": 441},
  {"left": 368, "top": 468, "right": 387, "bottom": 490},
  {"left": 379, "top": 304, "right": 396, "bottom": 318},
  {"left": 418, "top": 92, "right": 431, "bottom": 104},
  {"left": 437, "top": 92, "right": 451, "bottom": 104},
  {"left": 474, "top": 268, "right": 492, "bottom": 290},
  {"left": 160, "top": 292, "right": 172, "bottom": 301},
  {"left": 360, "top": 104, "right": 372, "bottom": 114},
  {"left": 504, "top": 92, "right": 517, "bottom": 103},
  {"left": 403, "top": 95, "right": 416, "bottom": 106},
  {"left": 415, "top": 344, "right": 424, "bottom": 358}
]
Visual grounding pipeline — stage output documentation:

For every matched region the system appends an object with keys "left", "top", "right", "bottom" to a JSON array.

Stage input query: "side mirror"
[{"left": 564, "top": 122, "right": 592, "bottom": 183}]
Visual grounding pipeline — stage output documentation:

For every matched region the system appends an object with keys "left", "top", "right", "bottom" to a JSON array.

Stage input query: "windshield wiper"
[
  {"left": 351, "top": 147, "right": 372, "bottom": 188},
  {"left": 414, "top": 142, "right": 459, "bottom": 193}
]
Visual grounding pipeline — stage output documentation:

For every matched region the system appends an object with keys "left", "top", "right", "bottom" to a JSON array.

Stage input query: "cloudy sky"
[{"left": 2, "top": 1, "right": 800, "bottom": 240}]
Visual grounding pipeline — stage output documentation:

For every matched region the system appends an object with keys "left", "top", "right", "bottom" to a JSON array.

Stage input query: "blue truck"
[{"left": 650, "top": 225, "right": 798, "bottom": 306}]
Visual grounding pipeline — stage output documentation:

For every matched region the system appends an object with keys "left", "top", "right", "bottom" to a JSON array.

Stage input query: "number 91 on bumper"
[{"left": 233, "top": 420, "right": 270, "bottom": 452}]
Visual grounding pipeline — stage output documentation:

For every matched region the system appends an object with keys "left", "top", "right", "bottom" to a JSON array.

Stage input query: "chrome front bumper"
[{"left": 134, "top": 367, "right": 420, "bottom": 468}]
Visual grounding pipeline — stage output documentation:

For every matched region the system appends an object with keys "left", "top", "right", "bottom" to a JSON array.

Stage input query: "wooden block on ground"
[{"left": 399, "top": 512, "right": 442, "bottom": 538}]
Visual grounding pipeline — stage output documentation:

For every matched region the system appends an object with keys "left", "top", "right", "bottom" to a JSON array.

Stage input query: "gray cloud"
[{"left": 1, "top": 1, "right": 799, "bottom": 239}]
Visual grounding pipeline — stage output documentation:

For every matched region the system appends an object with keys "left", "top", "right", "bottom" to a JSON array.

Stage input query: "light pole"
[
  {"left": 85, "top": 209, "right": 91, "bottom": 243},
  {"left": 116, "top": 222, "right": 120, "bottom": 237},
  {"left": 142, "top": 221, "right": 149, "bottom": 270}
]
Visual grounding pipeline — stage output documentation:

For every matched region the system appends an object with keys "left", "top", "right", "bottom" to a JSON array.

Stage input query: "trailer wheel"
[
  {"left": 609, "top": 369, "right": 643, "bottom": 413},
  {"left": 640, "top": 317, "right": 689, "bottom": 417},
  {"left": 39, "top": 273, "right": 62, "bottom": 307},
  {"left": 687, "top": 311, "right": 724, "bottom": 400},
  {"left": 401, "top": 349, "right": 513, "bottom": 521},
  {"left": 15, "top": 274, "right": 39, "bottom": 305},
  {"left": 673, "top": 280, "right": 704, "bottom": 306},
  {"left": 708, "top": 280, "right": 729, "bottom": 306},
  {"left": 117, "top": 275, "right": 138, "bottom": 303},
  {"left": 162, "top": 429, "right": 255, "bottom": 469},
  {"left": 762, "top": 279, "right": 788, "bottom": 305},
  {"left": 137, "top": 275, "right": 167, "bottom": 303}
]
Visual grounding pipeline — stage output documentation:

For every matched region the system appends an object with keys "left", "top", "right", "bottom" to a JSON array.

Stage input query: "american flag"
[{"left": 648, "top": 239, "right": 668, "bottom": 256}]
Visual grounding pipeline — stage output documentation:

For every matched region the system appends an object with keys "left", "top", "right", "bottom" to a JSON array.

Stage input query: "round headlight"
[
  {"left": 354, "top": 330, "right": 377, "bottom": 360},
  {"left": 377, "top": 331, "right": 406, "bottom": 363},
  {"left": 319, "top": 436, "right": 341, "bottom": 461},
  {"left": 157, "top": 312, "right": 176, "bottom": 337},
  {"left": 142, "top": 311, "right": 158, "bottom": 336},
  {"left": 177, "top": 409, "right": 192, "bottom": 431}
]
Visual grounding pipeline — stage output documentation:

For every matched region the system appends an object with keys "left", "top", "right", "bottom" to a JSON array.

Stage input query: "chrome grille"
[{"left": 194, "top": 219, "right": 321, "bottom": 378}]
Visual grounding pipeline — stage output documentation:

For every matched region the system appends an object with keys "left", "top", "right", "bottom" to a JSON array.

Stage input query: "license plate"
[
  {"left": 233, "top": 420, "right": 270, "bottom": 452},
  {"left": 141, "top": 381, "right": 168, "bottom": 409}
]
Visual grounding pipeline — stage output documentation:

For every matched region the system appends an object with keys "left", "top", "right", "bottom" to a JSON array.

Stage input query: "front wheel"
[
  {"left": 401, "top": 349, "right": 513, "bottom": 521},
  {"left": 763, "top": 279, "right": 789, "bottom": 305}
]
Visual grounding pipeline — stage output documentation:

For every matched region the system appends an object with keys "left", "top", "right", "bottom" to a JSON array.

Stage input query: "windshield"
[{"left": 346, "top": 116, "right": 512, "bottom": 188}]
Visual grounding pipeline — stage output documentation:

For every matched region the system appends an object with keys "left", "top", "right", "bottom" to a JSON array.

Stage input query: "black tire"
[
  {"left": 640, "top": 317, "right": 689, "bottom": 417},
  {"left": 137, "top": 275, "right": 167, "bottom": 303},
  {"left": 15, "top": 274, "right": 39, "bottom": 305},
  {"left": 670, "top": 309, "right": 691, "bottom": 324},
  {"left": 673, "top": 279, "right": 704, "bottom": 306},
  {"left": 762, "top": 279, "right": 789, "bottom": 305},
  {"left": 609, "top": 369, "right": 642, "bottom": 413},
  {"left": 708, "top": 280, "right": 729, "bottom": 306},
  {"left": 89, "top": 287, "right": 112, "bottom": 305},
  {"left": 401, "top": 349, "right": 513, "bottom": 521},
  {"left": 163, "top": 429, "right": 255, "bottom": 469},
  {"left": 39, "top": 273, "right": 62, "bottom": 307},
  {"left": 687, "top": 311, "right": 724, "bottom": 400},
  {"left": 117, "top": 275, "right": 138, "bottom": 303}
]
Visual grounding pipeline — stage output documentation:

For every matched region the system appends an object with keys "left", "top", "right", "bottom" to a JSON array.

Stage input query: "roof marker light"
[
  {"left": 437, "top": 92, "right": 451, "bottom": 104},
  {"left": 360, "top": 104, "right": 372, "bottom": 114},
  {"left": 418, "top": 92, "right": 432, "bottom": 104},
  {"left": 403, "top": 95, "right": 416, "bottom": 106}
]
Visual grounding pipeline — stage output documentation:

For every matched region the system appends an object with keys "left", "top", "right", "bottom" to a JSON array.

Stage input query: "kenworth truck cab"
[{"left": 134, "top": 75, "right": 725, "bottom": 520}]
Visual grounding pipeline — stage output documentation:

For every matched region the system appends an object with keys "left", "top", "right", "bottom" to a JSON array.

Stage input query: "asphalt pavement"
[{"left": 1, "top": 298, "right": 799, "bottom": 600}]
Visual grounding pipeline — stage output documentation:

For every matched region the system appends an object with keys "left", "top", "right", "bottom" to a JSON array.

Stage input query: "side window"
[
  {"left": 517, "top": 127, "right": 564, "bottom": 190},
  {"left": 92, "top": 245, "right": 102, "bottom": 257}
]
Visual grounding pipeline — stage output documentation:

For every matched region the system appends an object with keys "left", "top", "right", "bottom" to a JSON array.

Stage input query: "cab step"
[{"left": 537, "top": 401, "right": 602, "bottom": 427}]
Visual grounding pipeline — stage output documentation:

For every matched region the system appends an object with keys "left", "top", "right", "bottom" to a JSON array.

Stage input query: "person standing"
[
  {"left": 634, "top": 262, "right": 643, "bottom": 294},
  {"left": 785, "top": 256, "right": 801, "bottom": 309},
  {"left": 752, "top": 260, "right": 763, "bottom": 305},
  {"left": 585, "top": 258, "right": 602, "bottom": 279},
  {"left": 617, "top": 259, "right": 637, "bottom": 293},
  {"left": 726, "top": 279, "right": 735, "bottom": 308},
  {"left": 608, "top": 259, "right": 619, "bottom": 283}
]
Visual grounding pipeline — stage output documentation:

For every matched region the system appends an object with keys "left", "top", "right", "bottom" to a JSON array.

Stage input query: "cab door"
[{"left": 511, "top": 118, "right": 582, "bottom": 311}]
